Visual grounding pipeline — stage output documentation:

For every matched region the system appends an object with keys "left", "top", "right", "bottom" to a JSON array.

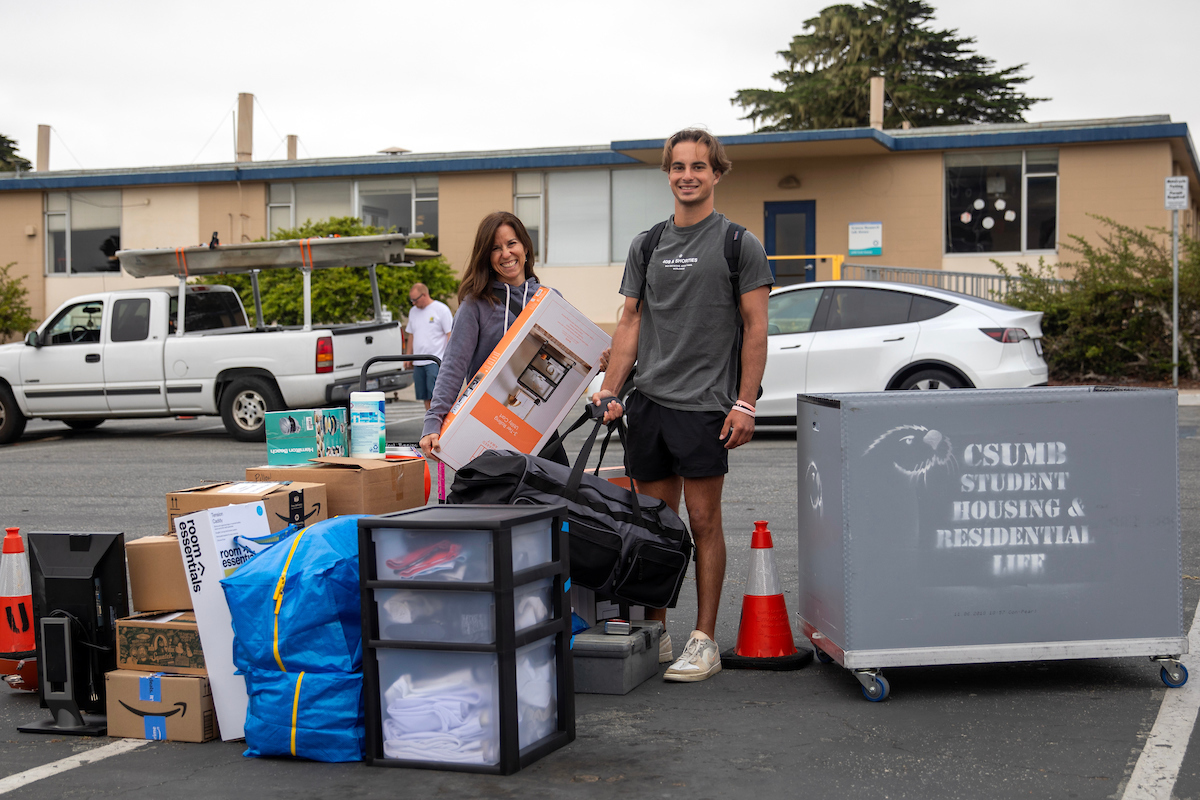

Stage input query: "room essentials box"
[
  {"left": 797, "top": 387, "right": 1185, "bottom": 698},
  {"left": 572, "top": 621, "right": 662, "bottom": 695},
  {"left": 116, "top": 612, "right": 206, "bottom": 675},
  {"left": 127, "top": 535, "right": 193, "bottom": 612},
  {"left": 435, "top": 287, "right": 610, "bottom": 470},
  {"left": 359, "top": 504, "right": 575, "bottom": 774},
  {"left": 266, "top": 408, "right": 347, "bottom": 465},
  {"left": 175, "top": 502, "right": 270, "bottom": 740},
  {"left": 246, "top": 457, "right": 425, "bottom": 516},
  {"left": 167, "top": 481, "right": 327, "bottom": 535},
  {"left": 106, "top": 670, "right": 217, "bottom": 742}
]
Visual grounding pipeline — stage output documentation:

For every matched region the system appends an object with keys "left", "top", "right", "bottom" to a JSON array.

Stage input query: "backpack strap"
[
  {"left": 724, "top": 223, "right": 746, "bottom": 307},
  {"left": 635, "top": 220, "right": 669, "bottom": 313}
]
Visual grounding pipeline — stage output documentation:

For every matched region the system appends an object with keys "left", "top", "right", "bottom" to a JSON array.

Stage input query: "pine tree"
[
  {"left": 732, "top": 0, "right": 1045, "bottom": 131},
  {"left": 0, "top": 134, "right": 32, "bottom": 172}
]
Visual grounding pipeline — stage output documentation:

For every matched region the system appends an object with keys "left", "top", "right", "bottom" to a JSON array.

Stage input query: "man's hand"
[
  {"left": 404, "top": 361, "right": 413, "bottom": 370},
  {"left": 591, "top": 390, "right": 624, "bottom": 424},
  {"left": 719, "top": 409, "right": 755, "bottom": 450},
  {"left": 419, "top": 433, "right": 440, "bottom": 460}
]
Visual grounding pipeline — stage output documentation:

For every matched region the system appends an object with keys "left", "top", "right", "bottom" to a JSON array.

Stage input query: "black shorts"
[{"left": 624, "top": 391, "right": 728, "bottom": 482}]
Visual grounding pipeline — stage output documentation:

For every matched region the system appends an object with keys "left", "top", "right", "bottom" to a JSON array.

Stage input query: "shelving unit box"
[
  {"left": 798, "top": 388, "right": 1185, "bottom": 680},
  {"left": 359, "top": 504, "right": 575, "bottom": 774}
]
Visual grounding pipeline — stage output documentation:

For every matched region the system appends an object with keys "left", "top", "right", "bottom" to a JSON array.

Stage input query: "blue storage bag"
[
  {"left": 222, "top": 515, "right": 364, "bottom": 674},
  {"left": 242, "top": 668, "right": 365, "bottom": 762}
]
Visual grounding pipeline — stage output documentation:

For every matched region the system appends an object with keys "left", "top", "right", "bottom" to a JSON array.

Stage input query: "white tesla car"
[{"left": 758, "top": 280, "right": 1048, "bottom": 423}]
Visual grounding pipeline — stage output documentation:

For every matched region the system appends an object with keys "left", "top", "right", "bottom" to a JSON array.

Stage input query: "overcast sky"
[{"left": 3, "top": 0, "right": 1195, "bottom": 172}]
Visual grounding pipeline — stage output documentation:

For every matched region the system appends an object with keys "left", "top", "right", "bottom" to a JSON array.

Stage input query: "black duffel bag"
[{"left": 447, "top": 403, "right": 692, "bottom": 609}]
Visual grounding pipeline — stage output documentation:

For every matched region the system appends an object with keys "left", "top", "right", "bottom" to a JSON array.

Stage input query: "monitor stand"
[{"left": 18, "top": 617, "right": 107, "bottom": 736}]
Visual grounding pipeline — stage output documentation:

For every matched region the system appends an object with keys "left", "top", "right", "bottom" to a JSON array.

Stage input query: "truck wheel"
[
  {"left": 64, "top": 419, "right": 105, "bottom": 431},
  {"left": 0, "top": 386, "right": 28, "bottom": 445},
  {"left": 220, "top": 377, "right": 280, "bottom": 442}
]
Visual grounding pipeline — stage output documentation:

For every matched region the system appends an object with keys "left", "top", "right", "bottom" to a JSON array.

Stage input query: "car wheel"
[
  {"left": 898, "top": 369, "right": 963, "bottom": 391},
  {"left": 0, "top": 386, "right": 28, "bottom": 444},
  {"left": 64, "top": 419, "right": 105, "bottom": 431},
  {"left": 220, "top": 377, "right": 281, "bottom": 442}
]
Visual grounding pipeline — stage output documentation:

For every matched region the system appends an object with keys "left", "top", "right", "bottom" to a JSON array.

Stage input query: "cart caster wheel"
[
  {"left": 814, "top": 648, "right": 834, "bottom": 664},
  {"left": 861, "top": 675, "right": 890, "bottom": 702},
  {"left": 1161, "top": 664, "right": 1189, "bottom": 688}
]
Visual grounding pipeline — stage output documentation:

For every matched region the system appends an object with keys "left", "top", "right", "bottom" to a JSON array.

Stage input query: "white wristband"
[{"left": 731, "top": 404, "right": 755, "bottom": 418}]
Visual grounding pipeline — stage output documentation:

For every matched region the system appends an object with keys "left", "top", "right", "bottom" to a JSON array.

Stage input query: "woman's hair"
[{"left": 458, "top": 211, "right": 538, "bottom": 304}]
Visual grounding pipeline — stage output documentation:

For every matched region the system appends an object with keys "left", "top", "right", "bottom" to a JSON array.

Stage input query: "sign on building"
[
  {"left": 1165, "top": 176, "right": 1189, "bottom": 211},
  {"left": 848, "top": 222, "right": 882, "bottom": 257}
]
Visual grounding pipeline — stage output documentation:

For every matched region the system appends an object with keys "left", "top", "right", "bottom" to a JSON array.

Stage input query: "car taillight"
[
  {"left": 980, "top": 327, "right": 1030, "bottom": 343},
  {"left": 316, "top": 336, "right": 333, "bottom": 374}
]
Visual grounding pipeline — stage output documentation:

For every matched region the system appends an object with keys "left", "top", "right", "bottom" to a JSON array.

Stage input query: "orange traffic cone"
[
  {"left": 1, "top": 527, "right": 35, "bottom": 656},
  {"left": 721, "top": 521, "right": 812, "bottom": 670}
]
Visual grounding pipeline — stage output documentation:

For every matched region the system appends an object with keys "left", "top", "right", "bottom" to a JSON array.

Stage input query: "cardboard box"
[
  {"left": 176, "top": 502, "right": 271, "bottom": 741},
  {"left": 266, "top": 407, "right": 347, "bottom": 465},
  {"left": 116, "top": 612, "right": 206, "bottom": 675},
  {"left": 246, "top": 457, "right": 426, "bottom": 516},
  {"left": 106, "top": 669, "right": 217, "bottom": 742},
  {"left": 167, "top": 481, "right": 327, "bottom": 535},
  {"left": 127, "top": 536, "right": 193, "bottom": 612},
  {"left": 435, "top": 287, "right": 610, "bottom": 470}
]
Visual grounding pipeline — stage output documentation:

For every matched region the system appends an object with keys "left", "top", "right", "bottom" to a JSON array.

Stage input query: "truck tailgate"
[{"left": 329, "top": 322, "right": 404, "bottom": 372}]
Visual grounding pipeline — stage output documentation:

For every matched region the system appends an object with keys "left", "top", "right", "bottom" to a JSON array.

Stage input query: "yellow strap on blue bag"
[
  {"left": 290, "top": 671, "right": 305, "bottom": 756},
  {"left": 273, "top": 527, "right": 309, "bottom": 672}
]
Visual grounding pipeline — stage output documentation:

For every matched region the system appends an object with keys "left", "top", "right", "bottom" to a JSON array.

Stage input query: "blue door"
[{"left": 764, "top": 201, "right": 816, "bottom": 285}]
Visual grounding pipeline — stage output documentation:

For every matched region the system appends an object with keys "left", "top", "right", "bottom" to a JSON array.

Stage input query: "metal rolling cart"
[{"left": 797, "top": 387, "right": 1188, "bottom": 701}]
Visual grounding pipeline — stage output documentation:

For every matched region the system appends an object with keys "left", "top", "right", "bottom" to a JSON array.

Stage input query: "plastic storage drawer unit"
[{"left": 360, "top": 504, "right": 574, "bottom": 774}]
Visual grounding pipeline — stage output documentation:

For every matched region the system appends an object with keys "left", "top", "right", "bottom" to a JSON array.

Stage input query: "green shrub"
[
  {"left": 0, "top": 262, "right": 37, "bottom": 343},
  {"left": 999, "top": 218, "right": 1200, "bottom": 382},
  {"left": 196, "top": 217, "right": 458, "bottom": 327}
]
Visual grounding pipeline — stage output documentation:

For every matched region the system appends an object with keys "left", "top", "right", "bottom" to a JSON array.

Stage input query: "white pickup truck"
[
  {"left": 0, "top": 234, "right": 432, "bottom": 444},
  {"left": 0, "top": 284, "right": 408, "bottom": 443}
]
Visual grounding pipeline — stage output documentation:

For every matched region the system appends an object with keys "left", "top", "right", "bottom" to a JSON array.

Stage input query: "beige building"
[{"left": 1, "top": 115, "right": 1196, "bottom": 333}]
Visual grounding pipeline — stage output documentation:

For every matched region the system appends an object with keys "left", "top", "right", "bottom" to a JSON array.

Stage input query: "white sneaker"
[
  {"left": 659, "top": 632, "right": 674, "bottom": 664},
  {"left": 663, "top": 630, "right": 722, "bottom": 682}
]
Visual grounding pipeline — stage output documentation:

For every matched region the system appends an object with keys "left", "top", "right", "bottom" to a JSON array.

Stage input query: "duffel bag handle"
[{"left": 565, "top": 403, "right": 644, "bottom": 525}]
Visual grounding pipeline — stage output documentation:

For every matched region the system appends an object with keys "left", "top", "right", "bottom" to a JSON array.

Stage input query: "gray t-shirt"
[{"left": 619, "top": 212, "right": 773, "bottom": 412}]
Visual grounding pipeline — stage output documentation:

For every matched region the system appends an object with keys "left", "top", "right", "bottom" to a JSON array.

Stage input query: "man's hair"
[
  {"left": 660, "top": 128, "right": 733, "bottom": 175},
  {"left": 410, "top": 282, "right": 428, "bottom": 297}
]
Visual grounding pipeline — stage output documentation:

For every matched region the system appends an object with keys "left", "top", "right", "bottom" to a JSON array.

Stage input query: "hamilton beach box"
[
  {"left": 246, "top": 457, "right": 425, "bottom": 517},
  {"left": 266, "top": 407, "right": 347, "bottom": 465},
  {"left": 797, "top": 387, "right": 1186, "bottom": 696},
  {"left": 571, "top": 621, "right": 662, "bottom": 695},
  {"left": 434, "top": 287, "right": 610, "bottom": 471}
]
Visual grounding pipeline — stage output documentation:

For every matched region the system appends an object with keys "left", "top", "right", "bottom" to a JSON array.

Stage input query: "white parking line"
[
  {"left": 0, "top": 738, "right": 151, "bottom": 794},
  {"left": 1121, "top": 600, "right": 1200, "bottom": 799}
]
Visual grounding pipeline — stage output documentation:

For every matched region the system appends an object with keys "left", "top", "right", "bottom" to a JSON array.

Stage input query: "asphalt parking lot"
[{"left": 0, "top": 398, "right": 1199, "bottom": 799}]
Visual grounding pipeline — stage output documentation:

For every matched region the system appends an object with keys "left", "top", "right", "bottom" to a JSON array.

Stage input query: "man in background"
[{"left": 404, "top": 283, "right": 453, "bottom": 411}]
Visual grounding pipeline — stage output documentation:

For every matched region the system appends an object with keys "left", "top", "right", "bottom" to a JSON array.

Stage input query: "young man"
[
  {"left": 404, "top": 283, "right": 453, "bottom": 411},
  {"left": 593, "top": 129, "right": 772, "bottom": 682}
]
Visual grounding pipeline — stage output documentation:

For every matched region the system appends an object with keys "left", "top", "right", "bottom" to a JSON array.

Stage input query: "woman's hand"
[
  {"left": 598, "top": 347, "right": 611, "bottom": 372},
  {"left": 419, "top": 433, "right": 441, "bottom": 460}
]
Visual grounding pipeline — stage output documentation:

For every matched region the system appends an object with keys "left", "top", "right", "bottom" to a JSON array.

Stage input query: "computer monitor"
[{"left": 20, "top": 532, "right": 128, "bottom": 735}]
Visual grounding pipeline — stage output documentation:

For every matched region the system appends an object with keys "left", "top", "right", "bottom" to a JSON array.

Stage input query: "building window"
[
  {"left": 945, "top": 149, "right": 1058, "bottom": 254},
  {"left": 546, "top": 170, "right": 611, "bottom": 265},
  {"left": 44, "top": 191, "right": 122, "bottom": 275},
  {"left": 353, "top": 177, "right": 439, "bottom": 246},
  {"left": 514, "top": 172, "right": 544, "bottom": 261},
  {"left": 295, "top": 181, "right": 352, "bottom": 227},
  {"left": 267, "top": 183, "right": 294, "bottom": 236}
]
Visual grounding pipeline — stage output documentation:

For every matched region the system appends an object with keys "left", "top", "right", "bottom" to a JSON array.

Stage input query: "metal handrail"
[{"left": 840, "top": 262, "right": 1068, "bottom": 302}]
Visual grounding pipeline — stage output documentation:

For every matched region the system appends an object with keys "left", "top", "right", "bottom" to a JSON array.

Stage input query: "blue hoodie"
[{"left": 422, "top": 277, "right": 549, "bottom": 438}]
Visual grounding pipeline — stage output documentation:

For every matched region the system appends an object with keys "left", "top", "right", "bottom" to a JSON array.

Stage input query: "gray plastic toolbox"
[{"left": 573, "top": 621, "right": 662, "bottom": 695}]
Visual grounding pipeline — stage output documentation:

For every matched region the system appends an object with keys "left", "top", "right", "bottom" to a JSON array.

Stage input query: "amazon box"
[
  {"left": 116, "top": 612, "right": 206, "bottom": 676},
  {"left": 245, "top": 457, "right": 426, "bottom": 516},
  {"left": 106, "top": 670, "right": 217, "bottom": 743},
  {"left": 433, "top": 286, "right": 609, "bottom": 470},
  {"left": 127, "top": 536, "right": 193, "bottom": 612},
  {"left": 167, "top": 481, "right": 327, "bottom": 535}
]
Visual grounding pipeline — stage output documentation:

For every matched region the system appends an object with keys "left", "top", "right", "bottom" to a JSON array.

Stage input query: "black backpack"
[{"left": 635, "top": 220, "right": 761, "bottom": 399}]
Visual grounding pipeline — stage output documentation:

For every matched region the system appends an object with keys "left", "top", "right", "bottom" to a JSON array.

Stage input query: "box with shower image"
[
  {"left": 435, "top": 288, "right": 611, "bottom": 470},
  {"left": 265, "top": 407, "right": 347, "bottom": 465}
]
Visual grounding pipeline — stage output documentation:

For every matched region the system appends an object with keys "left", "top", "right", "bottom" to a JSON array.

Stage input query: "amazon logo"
[
  {"left": 120, "top": 700, "right": 187, "bottom": 718},
  {"left": 277, "top": 491, "right": 321, "bottom": 526}
]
